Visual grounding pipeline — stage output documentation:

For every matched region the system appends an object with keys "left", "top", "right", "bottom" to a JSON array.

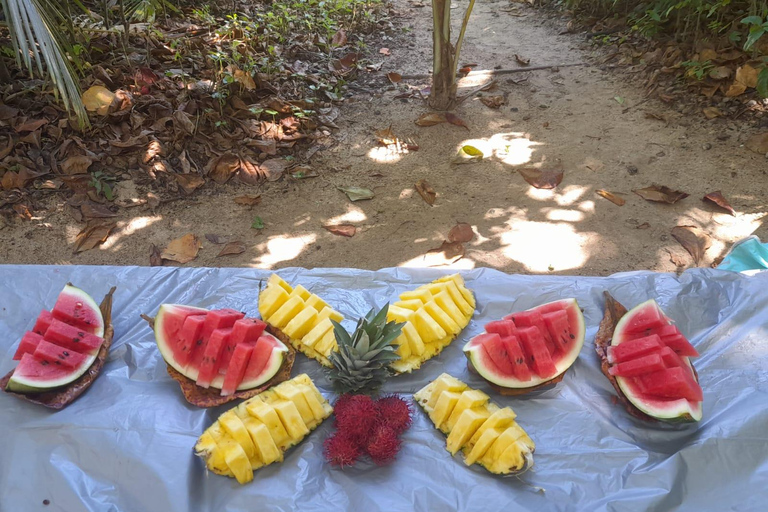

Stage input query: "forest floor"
[{"left": 1, "top": 0, "right": 766, "bottom": 274}]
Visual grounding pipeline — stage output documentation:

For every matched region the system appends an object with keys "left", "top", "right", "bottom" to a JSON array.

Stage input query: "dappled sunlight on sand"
[
  {"left": 367, "top": 145, "right": 405, "bottom": 164},
  {"left": 398, "top": 252, "right": 477, "bottom": 270},
  {"left": 459, "top": 132, "right": 542, "bottom": 167},
  {"left": 526, "top": 184, "right": 589, "bottom": 206},
  {"left": 325, "top": 204, "right": 368, "bottom": 224},
  {"left": 497, "top": 220, "right": 594, "bottom": 272},
  {"left": 254, "top": 234, "right": 317, "bottom": 269}
]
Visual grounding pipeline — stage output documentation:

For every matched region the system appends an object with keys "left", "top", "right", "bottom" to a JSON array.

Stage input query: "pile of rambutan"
[{"left": 323, "top": 394, "right": 413, "bottom": 467}]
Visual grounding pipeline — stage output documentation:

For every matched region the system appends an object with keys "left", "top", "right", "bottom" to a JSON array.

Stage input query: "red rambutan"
[
  {"left": 323, "top": 431, "right": 362, "bottom": 468},
  {"left": 334, "top": 394, "right": 378, "bottom": 440},
  {"left": 375, "top": 395, "right": 412, "bottom": 435},
  {"left": 365, "top": 425, "right": 401, "bottom": 465}
]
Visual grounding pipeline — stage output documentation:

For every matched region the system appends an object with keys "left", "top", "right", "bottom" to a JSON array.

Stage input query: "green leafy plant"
[
  {"left": 681, "top": 60, "right": 714, "bottom": 80},
  {"left": 741, "top": 15, "right": 768, "bottom": 52},
  {"left": 89, "top": 171, "right": 116, "bottom": 201}
]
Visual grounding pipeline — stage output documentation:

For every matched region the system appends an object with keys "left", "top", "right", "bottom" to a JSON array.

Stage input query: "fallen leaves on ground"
[
  {"left": 81, "top": 202, "right": 117, "bottom": 218},
  {"left": 702, "top": 107, "right": 724, "bottom": 119},
  {"left": 596, "top": 189, "right": 625, "bottom": 206},
  {"left": 217, "top": 241, "right": 246, "bottom": 257},
  {"left": 234, "top": 194, "right": 262, "bottom": 206},
  {"left": 206, "top": 153, "right": 242, "bottom": 184},
  {"left": 175, "top": 174, "right": 205, "bottom": 195},
  {"left": 331, "top": 29, "right": 347, "bottom": 47},
  {"left": 387, "top": 72, "right": 402, "bottom": 83},
  {"left": 452, "top": 145, "right": 484, "bottom": 164},
  {"left": 338, "top": 185, "right": 375, "bottom": 201},
  {"left": 323, "top": 224, "right": 356, "bottom": 237},
  {"left": 251, "top": 217, "right": 265, "bottom": 230},
  {"left": 81, "top": 86, "right": 116, "bottom": 115},
  {"left": 448, "top": 222, "right": 474, "bottom": 243},
  {"left": 745, "top": 132, "right": 768, "bottom": 154},
  {"left": 636, "top": 222, "right": 651, "bottom": 230},
  {"left": 375, "top": 126, "right": 397, "bottom": 145},
  {"left": 480, "top": 95, "right": 506, "bottom": 109},
  {"left": 415, "top": 113, "right": 447, "bottom": 126},
  {"left": 445, "top": 112, "right": 469, "bottom": 130},
  {"left": 702, "top": 191, "right": 735, "bottom": 215},
  {"left": 518, "top": 168, "right": 564, "bottom": 189},
  {"left": 149, "top": 244, "right": 164, "bottom": 266},
  {"left": 415, "top": 179, "right": 436, "bottom": 206},
  {"left": 633, "top": 184, "right": 689, "bottom": 204},
  {"left": 726, "top": 65, "right": 758, "bottom": 97},
  {"left": 205, "top": 234, "right": 228, "bottom": 244},
  {"left": 60, "top": 155, "right": 94, "bottom": 175},
  {"left": 379, "top": 48, "right": 390, "bottom": 56},
  {"left": 161, "top": 233, "right": 201, "bottom": 264},
  {"left": 74, "top": 220, "right": 116, "bottom": 253},
  {"left": 671, "top": 226, "right": 711, "bottom": 266}
]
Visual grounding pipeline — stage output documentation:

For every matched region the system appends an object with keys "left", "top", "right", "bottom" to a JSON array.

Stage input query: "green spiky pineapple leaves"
[{"left": 327, "top": 305, "right": 404, "bottom": 395}]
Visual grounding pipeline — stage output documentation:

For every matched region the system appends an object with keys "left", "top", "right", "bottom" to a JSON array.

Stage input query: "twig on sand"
[{"left": 398, "top": 63, "right": 587, "bottom": 81}]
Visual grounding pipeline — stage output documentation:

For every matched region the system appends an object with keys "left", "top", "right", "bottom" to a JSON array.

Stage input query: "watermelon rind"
[
  {"left": 6, "top": 353, "right": 97, "bottom": 393},
  {"left": 463, "top": 298, "right": 586, "bottom": 390},
  {"left": 56, "top": 285, "right": 105, "bottom": 337},
  {"left": 611, "top": 299, "right": 702, "bottom": 422},
  {"left": 154, "top": 305, "right": 288, "bottom": 392}
]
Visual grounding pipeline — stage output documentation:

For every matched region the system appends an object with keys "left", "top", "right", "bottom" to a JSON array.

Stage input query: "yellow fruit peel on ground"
[
  {"left": 195, "top": 373, "right": 332, "bottom": 484},
  {"left": 414, "top": 373, "right": 535, "bottom": 475}
]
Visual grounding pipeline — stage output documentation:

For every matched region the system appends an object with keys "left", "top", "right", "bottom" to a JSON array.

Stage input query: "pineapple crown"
[{"left": 327, "top": 305, "right": 404, "bottom": 395}]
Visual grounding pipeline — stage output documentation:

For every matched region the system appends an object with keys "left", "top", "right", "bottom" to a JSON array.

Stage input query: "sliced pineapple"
[
  {"left": 388, "top": 275, "right": 474, "bottom": 373},
  {"left": 258, "top": 274, "right": 345, "bottom": 367},
  {"left": 195, "top": 374, "right": 333, "bottom": 484},
  {"left": 414, "top": 373, "right": 534, "bottom": 475}
]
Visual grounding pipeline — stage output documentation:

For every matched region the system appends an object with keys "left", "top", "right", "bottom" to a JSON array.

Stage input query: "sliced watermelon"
[
  {"left": 51, "top": 284, "right": 104, "bottom": 336},
  {"left": 201, "top": 309, "right": 245, "bottom": 340},
  {"left": 13, "top": 331, "right": 44, "bottom": 360},
  {"left": 616, "top": 299, "right": 667, "bottom": 335},
  {"left": 239, "top": 335, "right": 288, "bottom": 390},
  {"left": 176, "top": 314, "right": 207, "bottom": 368},
  {"left": 196, "top": 328, "right": 232, "bottom": 388},
  {"left": 44, "top": 319, "right": 104, "bottom": 355},
  {"left": 218, "top": 318, "right": 267, "bottom": 374},
  {"left": 659, "top": 346, "right": 684, "bottom": 368},
  {"left": 465, "top": 298, "right": 585, "bottom": 391},
  {"left": 32, "top": 310, "right": 54, "bottom": 336},
  {"left": 33, "top": 339, "right": 90, "bottom": 369},
  {"left": 607, "top": 334, "right": 663, "bottom": 364},
  {"left": 639, "top": 367, "right": 703, "bottom": 402},
  {"left": 660, "top": 334, "right": 699, "bottom": 357},
  {"left": 609, "top": 353, "right": 665, "bottom": 378},
  {"left": 6, "top": 351, "right": 96, "bottom": 393},
  {"left": 220, "top": 343, "right": 254, "bottom": 396}
]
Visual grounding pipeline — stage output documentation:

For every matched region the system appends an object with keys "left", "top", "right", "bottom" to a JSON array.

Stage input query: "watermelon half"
[
  {"left": 608, "top": 299, "right": 703, "bottom": 422},
  {"left": 6, "top": 284, "right": 105, "bottom": 394},
  {"left": 153, "top": 304, "right": 288, "bottom": 396},
  {"left": 464, "top": 299, "right": 585, "bottom": 394}
]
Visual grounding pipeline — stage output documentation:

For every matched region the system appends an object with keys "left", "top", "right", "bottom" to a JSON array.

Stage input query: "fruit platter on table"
[{"left": 0, "top": 265, "right": 766, "bottom": 511}]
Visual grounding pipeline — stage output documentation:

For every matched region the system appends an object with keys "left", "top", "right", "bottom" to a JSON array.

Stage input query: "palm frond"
[{"left": 1, "top": 0, "right": 88, "bottom": 125}]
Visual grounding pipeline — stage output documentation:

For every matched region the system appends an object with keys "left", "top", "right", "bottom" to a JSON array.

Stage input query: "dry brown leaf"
[
  {"left": 260, "top": 158, "right": 289, "bottom": 181},
  {"left": 387, "top": 72, "right": 402, "bottom": 83},
  {"left": 515, "top": 54, "right": 530, "bottom": 66},
  {"left": 445, "top": 112, "right": 469, "bottom": 130},
  {"left": 217, "top": 241, "right": 246, "bottom": 257},
  {"left": 1, "top": 167, "right": 45, "bottom": 190},
  {"left": 379, "top": 48, "right": 391, "bottom": 56},
  {"left": 149, "top": 244, "right": 164, "bottom": 266},
  {"left": 375, "top": 126, "right": 397, "bottom": 145},
  {"left": 176, "top": 174, "right": 205, "bottom": 194},
  {"left": 332, "top": 52, "right": 359, "bottom": 71},
  {"left": 15, "top": 118, "right": 48, "bottom": 133},
  {"left": 74, "top": 220, "right": 116, "bottom": 253},
  {"left": 448, "top": 222, "right": 474, "bottom": 243},
  {"left": 205, "top": 234, "right": 228, "bottom": 244},
  {"left": 173, "top": 110, "right": 196, "bottom": 135},
  {"left": 633, "top": 184, "right": 689, "bottom": 204},
  {"left": 667, "top": 249, "right": 688, "bottom": 268},
  {"left": 702, "top": 191, "right": 736, "bottom": 215},
  {"left": 60, "top": 155, "right": 94, "bottom": 175},
  {"left": 427, "top": 240, "right": 465, "bottom": 262},
  {"left": 237, "top": 158, "right": 265, "bottom": 185},
  {"left": 82, "top": 86, "right": 116, "bottom": 115},
  {"left": 415, "top": 113, "right": 447, "bottom": 126},
  {"left": 702, "top": 107, "right": 724, "bottom": 119},
  {"left": 518, "top": 168, "right": 564, "bottom": 189},
  {"left": 323, "top": 224, "right": 356, "bottom": 237},
  {"left": 81, "top": 202, "right": 117, "bottom": 218},
  {"left": 480, "top": 95, "right": 506, "bottom": 109},
  {"left": 161, "top": 233, "right": 201, "bottom": 264},
  {"left": 331, "top": 29, "right": 347, "bottom": 47},
  {"left": 596, "top": 189, "right": 625, "bottom": 206},
  {"left": 12, "top": 203, "right": 32, "bottom": 220},
  {"left": 206, "top": 153, "right": 240, "bottom": 184},
  {"left": 143, "top": 140, "right": 163, "bottom": 164},
  {"left": 234, "top": 194, "right": 262, "bottom": 206},
  {"left": 726, "top": 65, "right": 759, "bottom": 97},
  {"left": 636, "top": 222, "right": 651, "bottom": 230},
  {"left": 745, "top": 132, "right": 768, "bottom": 154},
  {"left": 708, "top": 66, "right": 732, "bottom": 80},
  {"left": 232, "top": 67, "right": 256, "bottom": 91},
  {"left": 415, "top": 179, "right": 436, "bottom": 206},
  {"left": 671, "top": 225, "right": 711, "bottom": 266}
]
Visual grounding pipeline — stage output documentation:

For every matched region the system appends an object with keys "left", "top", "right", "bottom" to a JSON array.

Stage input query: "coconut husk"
[
  {"left": 594, "top": 291, "right": 657, "bottom": 422},
  {"left": 142, "top": 316, "right": 295, "bottom": 408},
  {"left": 1, "top": 286, "right": 116, "bottom": 410}
]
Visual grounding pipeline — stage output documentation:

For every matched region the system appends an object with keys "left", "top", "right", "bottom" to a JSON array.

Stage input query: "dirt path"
[{"left": 1, "top": 0, "right": 766, "bottom": 274}]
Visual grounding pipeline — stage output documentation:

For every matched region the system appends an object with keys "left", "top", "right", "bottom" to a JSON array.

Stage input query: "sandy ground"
[{"left": 1, "top": 0, "right": 766, "bottom": 274}]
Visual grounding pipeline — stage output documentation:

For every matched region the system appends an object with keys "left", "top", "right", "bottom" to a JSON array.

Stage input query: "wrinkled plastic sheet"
[{"left": 1, "top": 265, "right": 767, "bottom": 512}]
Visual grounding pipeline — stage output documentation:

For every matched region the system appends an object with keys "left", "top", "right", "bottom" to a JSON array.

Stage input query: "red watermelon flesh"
[
  {"left": 44, "top": 319, "right": 104, "bottom": 355},
  {"left": 535, "top": 301, "right": 567, "bottom": 315},
  {"left": 609, "top": 353, "right": 665, "bottom": 378},
  {"left": 52, "top": 288, "right": 103, "bottom": 334},
  {"left": 10, "top": 352, "right": 93, "bottom": 390},
  {"left": 218, "top": 318, "right": 267, "bottom": 374},
  {"left": 220, "top": 343, "right": 255, "bottom": 396},
  {"left": 542, "top": 310, "right": 572, "bottom": 353},
  {"left": 655, "top": 325, "right": 680, "bottom": 338},
  {"left": 510, "top": 311, "right": 557, "bottom": 355},
  {"left": 32, "top": 310, "right": 54, "bottom": 336},
  {"left": 608, "top": 334, "right": 663, "bottom": 364},
  {"left": 33, "top": 339, "right": 89, "bottom": 369},
  {"left": 620, "top": 301, "right": 667, "bottom": 335},
  {"left": 478, "top": 333, "right": 516, "bottom": 375},
  {"left": 501, "top": 335, "right": 531, "bottom": 381},
  {"left": 195, "top": 328, "right": 232, "bottom": 388},
  {"left": 175, "top": 314, "right": 207, "bottom": 368},
  {"left": 659, "top": 346, "right": 684, "bottom": 368},
  {"left": 660, "top": 334, "right": 699, "bottom": 357},
  {"left": 242, "top": 336, "right": 278, "bottom": 383},
  {"left": 13, "top": 331, "right": 44, "bottom": 360},
  {"left": 638, "top": 367, "right": 703, "bottom": 402},
  {"left": 517, "top": 327, "right": 557, "bottom": 379},
  {"left": 485, "top": 320, "right": 517, "bottom": 337},
  {"left": 201, "top": 309, "right": 245, "bottom": 340}
]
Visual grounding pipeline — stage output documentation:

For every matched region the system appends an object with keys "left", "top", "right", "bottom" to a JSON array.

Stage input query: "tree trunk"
[{"left": 429, "top": 0, "right": 455, "bottom": 110}]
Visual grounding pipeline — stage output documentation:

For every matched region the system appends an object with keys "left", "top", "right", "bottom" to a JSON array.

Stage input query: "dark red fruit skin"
[
  {"left": 365, "top": 425, "right": 401, "bottom": 465},
  {"left": 335, "top": 394, "right": 378, "bottom": 441},
  {"left": 324, "top": 431, "right": 362, "bottom": 468},
  {"left": 375, "top": 395, "right": 412, "bottom": 435}
]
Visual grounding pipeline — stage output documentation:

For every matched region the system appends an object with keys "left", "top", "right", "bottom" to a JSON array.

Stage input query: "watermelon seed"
[
  {"left": 55, "top": 361, "right": 61, "bottom": 365},
  {"left": 197, "top": 339, "right": 203, "bottom": 346},
  {"left": 41, "top": 360, "right": 49, "bottom": 366},
  {"left": 72, "top": 337, "right": 80, "bottom": 343},
  {"left": 63, "top": 351, "right": 69, "bottom": 356},
  {"left": 569, "top": 334, "right": 575, "bottom": 339}
]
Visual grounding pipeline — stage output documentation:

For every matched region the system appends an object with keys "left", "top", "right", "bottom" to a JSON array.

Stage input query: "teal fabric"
[{"left": 717, "top": 236, "right": 768, "bottom": 272}]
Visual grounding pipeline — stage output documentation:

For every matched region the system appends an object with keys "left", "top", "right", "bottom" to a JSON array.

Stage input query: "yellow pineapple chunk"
[
  {"left": 275, "top": 386, "right": 314, "bottom": 425},
  {"left": 394, "top": 299, "right": 423, "bottom": 311},
  {"left": 268, "top": 296, "right": 305, "bottom": 328},
  {"left": 305, "top": 294, "right": 329, "bottom": 312},
  {"left": 433, "top": 291, "right": 466, "bottom": 328},
  {"left": 219, "top": 410, "right": 257, "bottom": 460},
  {"left": 302, "top": 317, "right": 333, "bottom": 348},
  {"left": 289, "top": 284, "right": 311, "bottom": 301},
  {"left": 412, "top": 308, "right": 447, "bottom": 342},
  {"left": 446, "top": 408, "right": 491, "bottom": 455},
  {"left": 387, "top": 305, "right": 413, "bottom": 323},
  {"left": 245, "top": 399, "right": 291, "bottom": 450},
  {"left": 469, "top": 407, "right": 516, "bottom": 446},
  {"left": 402, "top": 322, "right": 426, "bottom": 356},
  {"left": 297, "top": 385, "right": 327, "bottom": 421},
  {"left": 259, "top": 285, "right": 290, "bottom": 320},
  {"left": 221, "top": 437, "right": 253, "bottom": 484},
  {"left": 323, "top": 307, "right": 344, "bottom": 323},
  {"left": 267, "top": 274, "right": 293, "bottom": 293},
  {"left": 464, "top": 427, "right": 502, "bottom": 466},
  {"left": 399, "top": 288, "right": 433, "bottom": 304},
  {"left": 503, "top": 422, "right": 535, "bottom": 452},
  {"left": 426, "top": 374, "right": 467, "bottom": 408},
  {"left": 272, "top": 400, "right": 310, "bottom": 441},
  {"left": 444, "top": 280, "right": 473, "bottom": 317},
  {"left": 282, "top": 307, "right": 317, "bottom": 339},
  {"left": 242, "top": 417, "right": 282, "bottom": 465},
  {"left": 314, "top": 328, "right": 337, "bottom": 356},
  {"left": 424, "top": 300, "right": 461, "bottom": 335},
  {"left": 429, "top": 390, "right": 462, "bottom": 428},
  {"left": 395, "top": 333, "right": 411, "bottom": 359},
  {"left": 481, "top": 428, "right": 519, "bottom": 468},
  {"left": 196, "top": 430, "right": 229, "bottom": 475},
  {"left": 445, "top": 389, "right": 490, "bottom": 432}
]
